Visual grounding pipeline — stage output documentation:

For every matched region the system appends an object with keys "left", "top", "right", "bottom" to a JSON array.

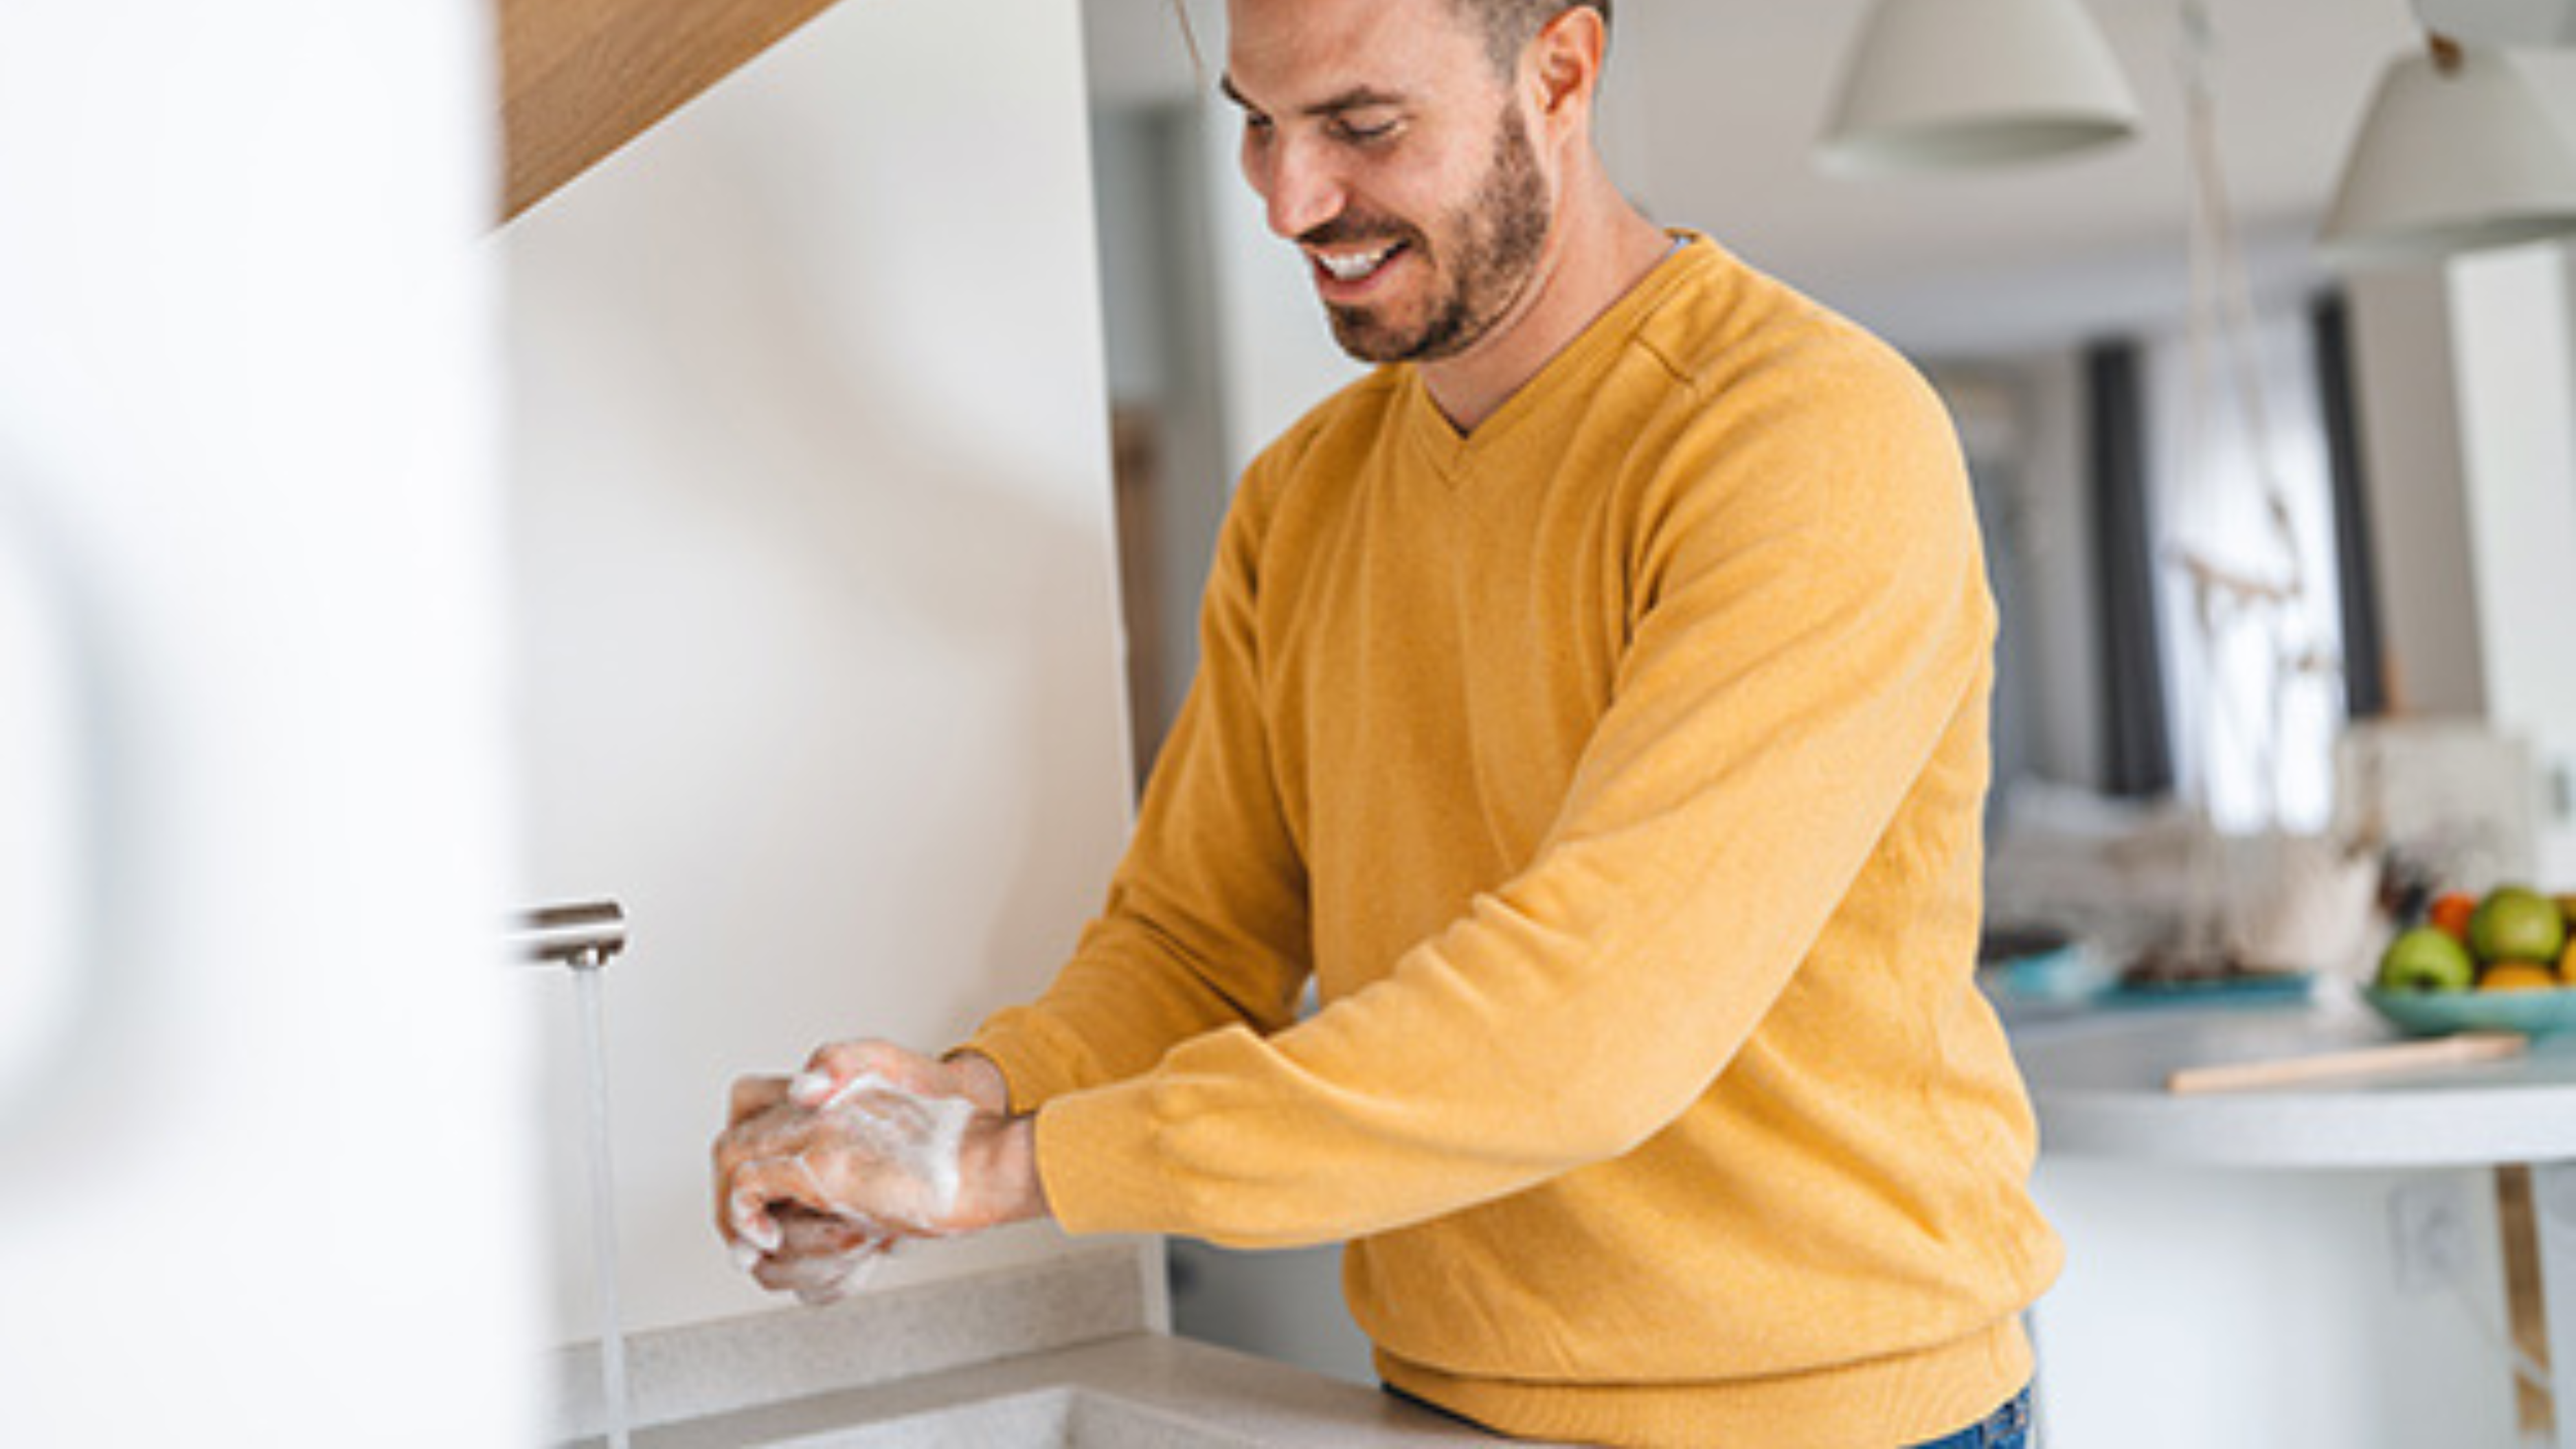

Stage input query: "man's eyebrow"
[{"left": 1218, "top": 76, "right": 1410, "bottom": 119}]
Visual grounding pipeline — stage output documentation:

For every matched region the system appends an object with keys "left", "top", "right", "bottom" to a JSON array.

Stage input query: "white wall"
[
  {"left": 2348, "top": 240, "right": 2576, "bottom": 881},
  {"left": 2348, "top": 267, "right": 2490, "bottom": 715},
  {"left": 501, "top": 0, "right": 1140, "bottom": 1339},
  {"left": 2450, "top": 243, "right": 2576, "bottom": 884},
  {"left": 0, "top": 3, "right": 535, "bottom": 1444}
]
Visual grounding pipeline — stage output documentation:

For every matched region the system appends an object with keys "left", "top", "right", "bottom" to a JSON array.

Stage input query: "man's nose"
[{"left": 1256, "top": 136, "right": 1343, "bottom": 243}]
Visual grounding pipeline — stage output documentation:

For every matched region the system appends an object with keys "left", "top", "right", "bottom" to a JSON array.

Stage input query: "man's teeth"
[{"left": 1317, "top": 245, "right": 1397, "bottom": 281}]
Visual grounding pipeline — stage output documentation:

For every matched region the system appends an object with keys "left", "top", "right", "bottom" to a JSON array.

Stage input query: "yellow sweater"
[{"left": 966, "top": 234, "right": 2061, "bottom": 1448}]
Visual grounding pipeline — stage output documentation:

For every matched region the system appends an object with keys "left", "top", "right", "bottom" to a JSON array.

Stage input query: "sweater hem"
[{"left": 1375, "top": 1316, "right": 2033, "bottom": 1449}]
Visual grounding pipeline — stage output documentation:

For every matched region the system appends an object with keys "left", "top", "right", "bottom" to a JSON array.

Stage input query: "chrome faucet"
[{"left": 509, "top": 900, "right": 625, "bottom": 969}]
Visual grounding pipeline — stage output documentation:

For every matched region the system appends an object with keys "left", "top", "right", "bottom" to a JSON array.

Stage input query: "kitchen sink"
[
  {"left": 760, "top": 1387, "right": 1261, "bottom": 1448},
  {"left": 552, "top": 1250, "right": 1509, "bottom": 1449}
]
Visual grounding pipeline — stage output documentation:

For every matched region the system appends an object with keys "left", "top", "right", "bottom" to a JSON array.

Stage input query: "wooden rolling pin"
[{"left": 2166, "top": 1031, "right": 2529, "bottom": 1095}]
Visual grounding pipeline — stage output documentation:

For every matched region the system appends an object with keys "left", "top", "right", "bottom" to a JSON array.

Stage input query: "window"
[{"left": 2143, "top": 302, "right": 2349, "bottom": 835}]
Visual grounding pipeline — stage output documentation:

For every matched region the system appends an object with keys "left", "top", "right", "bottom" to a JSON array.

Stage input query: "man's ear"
[{"left": 1527, "top": 5, "right": 1605, "bottom": 124}]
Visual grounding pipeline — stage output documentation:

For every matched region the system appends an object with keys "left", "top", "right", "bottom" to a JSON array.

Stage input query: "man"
[{"left": 713, "top": 1, "right": 2061, "bottom": 1444}]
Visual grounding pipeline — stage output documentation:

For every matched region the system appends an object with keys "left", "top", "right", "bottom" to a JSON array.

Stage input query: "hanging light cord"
[
  {"left": 2174, "top": 0, "right": 2298, "bottom": 586},
  {"left": 2169, "top": 0, "right": 2340, "bottom": 846}
]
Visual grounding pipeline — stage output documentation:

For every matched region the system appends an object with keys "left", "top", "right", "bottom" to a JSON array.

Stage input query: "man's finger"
[
  {"left": 794, "top": 1040, "right": 888, "bottom": 1105},
  {"left": 721, "top": 1155, "right": 831, "bottom": 1251},
  {"left": 796, "top": 1039, "right": 942, "bottom": 1105},
  {"left": 775, "top": 1204, "right": 880, "bottom": 1258},
  {"left": 711, "top": 1101, "right": 809, "bottom": 1244},
  {"left": 754, "top": 1241, "right": 889, "bottom": 1303},
  {"left": 728, "top": 1074, "right": 792, "bottom": 1125}
]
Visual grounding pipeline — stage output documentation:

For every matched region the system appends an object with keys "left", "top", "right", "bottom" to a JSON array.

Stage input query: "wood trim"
[
  {"left": 2498, "top": 1165, "right": 2555, "bottom": 1437},
  {"left": 496, "top": 0, "right": 844, "bottom": 223}
]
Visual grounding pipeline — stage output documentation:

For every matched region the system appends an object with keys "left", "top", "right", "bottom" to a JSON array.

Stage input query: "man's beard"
[{"left": 1317, "top": 104, "right": 1551, "bottom": 365}]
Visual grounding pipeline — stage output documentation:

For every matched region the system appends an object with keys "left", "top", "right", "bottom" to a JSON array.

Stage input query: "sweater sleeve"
[
  {"left": 1030, "top": 348, "right": 1998, "bottom": 1249},
  {"left": 962, "top": 451, "right": 1317, "bottom": 1113}
]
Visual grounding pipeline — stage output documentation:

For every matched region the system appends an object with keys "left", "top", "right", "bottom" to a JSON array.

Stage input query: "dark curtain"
[
  {"left": 2086, "top": 339, "right": 2173, "bottom": 798},
  {"left": 2312, "top": 292, "right": 2389, "bottom": 719}
]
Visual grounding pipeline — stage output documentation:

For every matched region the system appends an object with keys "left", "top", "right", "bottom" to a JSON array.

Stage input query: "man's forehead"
[{"left": 1221, "top": 0, "right": 1479, "bottom": 108}]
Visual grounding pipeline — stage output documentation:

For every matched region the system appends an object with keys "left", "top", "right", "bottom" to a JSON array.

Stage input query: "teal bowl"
[{"left": 2364, "top": 985, "right": 2576, "bottom": 1039}]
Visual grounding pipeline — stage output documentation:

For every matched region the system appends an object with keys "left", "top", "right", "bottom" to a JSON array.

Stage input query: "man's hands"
[{"left": 711, "top": 1041, "right": 1047, "bottom": 1304}]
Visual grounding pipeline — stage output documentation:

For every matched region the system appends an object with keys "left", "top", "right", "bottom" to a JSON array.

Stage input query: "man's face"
[{"left": 1223, "top": 0, "right": 1557, "bottom": 366}]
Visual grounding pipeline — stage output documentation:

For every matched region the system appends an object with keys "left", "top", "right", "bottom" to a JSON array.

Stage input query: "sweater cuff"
[
  {"left": 955, "top": 1018, "right": 1096, "bottom": 1116},
  {"left": 1031, "top": 1079, "right": 1180, "bottom": 1239}
]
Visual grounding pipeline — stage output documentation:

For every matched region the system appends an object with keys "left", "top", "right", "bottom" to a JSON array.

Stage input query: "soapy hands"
[{"left": 712, "top": 1040, "right": 1043, "bottom": 1304}]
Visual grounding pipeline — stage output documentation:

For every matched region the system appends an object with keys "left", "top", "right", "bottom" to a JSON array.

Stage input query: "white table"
[{"left": 2008, "top": 993, "right": 2576, "bottom": 1447}]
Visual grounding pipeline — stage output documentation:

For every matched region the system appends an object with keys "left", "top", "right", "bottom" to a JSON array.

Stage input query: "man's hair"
[
  {"left": 1165, "top": 3, "right": 1611, "bottom": 89},
  {"left": 1451, "top": 0, "right": 1612, "bottom": 76}
]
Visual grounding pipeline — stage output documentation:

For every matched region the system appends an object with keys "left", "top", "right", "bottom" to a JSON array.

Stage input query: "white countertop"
[
  {"left": 636, "top": 1332, "right": 1526, "bottom": 1448},
  {"left": 2004, "top": 989, "right": 2576, "bottom": 1169},
  {"left": 549, "top": 1244, "right": 1532, "bottom": 1449}
]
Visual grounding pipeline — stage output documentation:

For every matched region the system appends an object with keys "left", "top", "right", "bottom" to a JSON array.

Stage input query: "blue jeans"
[
  {"left": 1386, "top": 1381, "right": 2034, "bottom": 1446},
  {"left": 1903, "top": 1385, "right": 2033, "bottom": 1448}
]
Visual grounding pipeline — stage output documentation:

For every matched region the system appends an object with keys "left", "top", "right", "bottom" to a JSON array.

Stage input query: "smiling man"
[
  {"left": 712, "top": 1, "right": 2062, "bottom": 1444},
  {"left": 1223, "top": 0, "right": 1664, "bottom": 429}
]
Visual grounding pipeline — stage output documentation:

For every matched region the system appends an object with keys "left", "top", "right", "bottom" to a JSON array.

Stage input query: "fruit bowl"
[{"left": 2363, "top": 985, "right": 2576, "bottom": 1040}]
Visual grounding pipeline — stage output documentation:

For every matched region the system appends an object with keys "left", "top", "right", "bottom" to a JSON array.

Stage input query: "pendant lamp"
[
  {"left": 2318, "top": 34, "right": 2576, "bottom": 268},
  {"left": 2413, "top": 0, "right": 2576, "bottom": 47},
  {"left": 1818, "top": 0, "right": 2142, "bottom": 177}
]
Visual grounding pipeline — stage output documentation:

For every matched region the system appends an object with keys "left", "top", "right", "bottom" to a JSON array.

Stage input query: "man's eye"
[{"left": 1333, "top": 117, "right": 1400, "bottom": 145}]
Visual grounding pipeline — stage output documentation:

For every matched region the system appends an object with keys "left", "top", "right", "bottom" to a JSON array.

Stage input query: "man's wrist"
[
  {"left": 943, "top": 1048, "right": 1013, "bottom": 1116},
  {"left": 958, "top": 1111, "right": 1049, "bottom": 1231}
]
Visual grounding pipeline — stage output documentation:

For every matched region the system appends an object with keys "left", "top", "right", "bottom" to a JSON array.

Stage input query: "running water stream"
[
  {"left": 572, "top": 961, "right": 633, "bottom": 1449},
  {"left": 513, "top": 903, "right": 635, "bottom": 1449}
]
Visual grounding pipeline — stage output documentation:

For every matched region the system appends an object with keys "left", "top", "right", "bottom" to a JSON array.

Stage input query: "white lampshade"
[
  {"left": 2318, "top": 43, "right": 2576, "bottom": 269},
  {"left": 1818, "top": 0, "right": 2142, "bottom": 177},
  {"left": 2413, "top": 0, "right": 2576, "bottom": 47}
]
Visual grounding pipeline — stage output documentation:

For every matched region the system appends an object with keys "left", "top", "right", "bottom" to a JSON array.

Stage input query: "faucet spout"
[{"left": 510, "top": 900, "right": 625, "bottom": 969}]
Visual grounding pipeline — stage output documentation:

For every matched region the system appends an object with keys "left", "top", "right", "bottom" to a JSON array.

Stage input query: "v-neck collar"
[{"left": 1398, "top": 230, "right": 1715, "bottom": 484}]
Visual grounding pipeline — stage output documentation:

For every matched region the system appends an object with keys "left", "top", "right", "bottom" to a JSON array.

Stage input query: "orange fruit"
[
  {"left": 2479, "top": 961, "right": 2559, "bottom": 992},
  {"left": 2428, "top": 891, "right": 2478, "bottom": 942},
  {"left": 2560, "top": 934, "right": 2576, "bottom": 985}
]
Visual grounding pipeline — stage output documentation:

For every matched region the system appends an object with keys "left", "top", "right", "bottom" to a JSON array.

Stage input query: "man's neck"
[{"left": 1416, "top": 186, "right": 1671, "bottom": 435}]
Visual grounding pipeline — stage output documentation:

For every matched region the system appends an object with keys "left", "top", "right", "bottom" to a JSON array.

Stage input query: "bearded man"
[{"left": 714, "top": 2, "right": 2061, "bottom": 1444}]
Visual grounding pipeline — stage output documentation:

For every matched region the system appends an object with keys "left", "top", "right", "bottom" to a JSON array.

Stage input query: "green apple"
[
  {"left": 2470, "top": 886, "right": 2566, "bottom": 965},
  {"left": 2377, "top": 925, "right": 2476, "bottom": 993}
]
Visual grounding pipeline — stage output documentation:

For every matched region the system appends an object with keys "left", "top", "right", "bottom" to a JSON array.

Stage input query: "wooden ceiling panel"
[{"left": 497, "top": 0, "right": 842, "bottom": 222}]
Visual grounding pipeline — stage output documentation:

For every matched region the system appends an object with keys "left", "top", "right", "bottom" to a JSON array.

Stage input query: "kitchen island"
[{"left": 2005, "top": 986, "right": 2576, "bottom": 1448}]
